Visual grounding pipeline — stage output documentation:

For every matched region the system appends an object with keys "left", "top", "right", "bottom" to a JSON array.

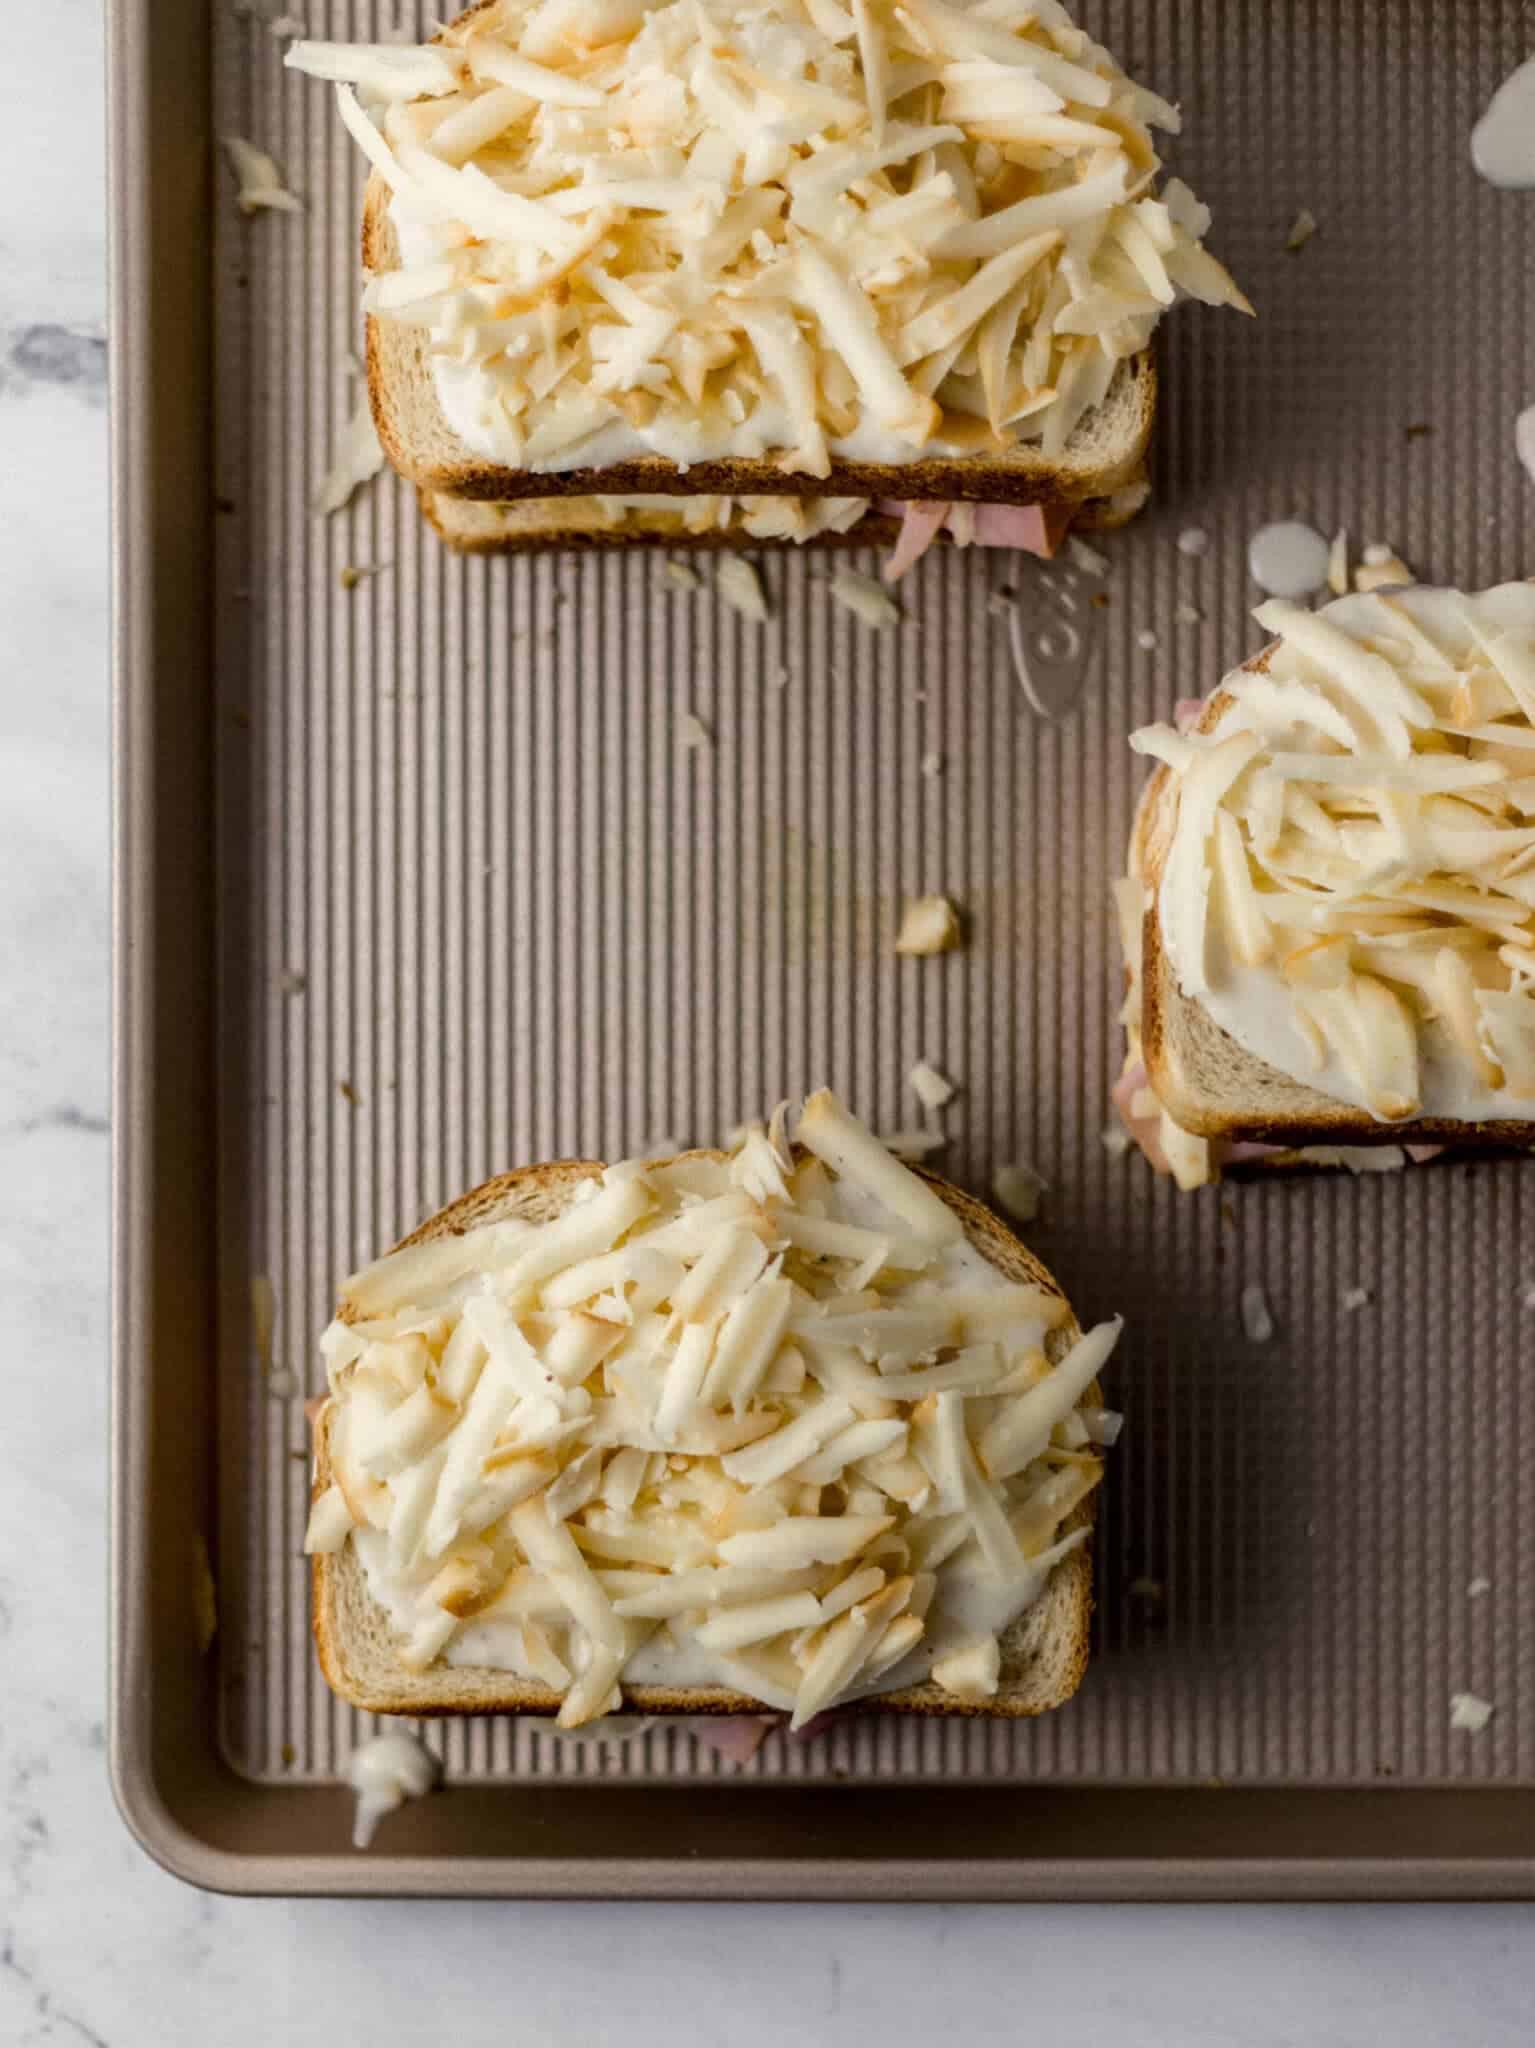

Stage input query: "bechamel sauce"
[
  {"left": 345, "top": 1731, "right": 438, "bottom": 1848},
  {"left": 1472, "top": 57, "right": 1535, "bottom": 188},
  {"left": 1246, "top": 521, "right": 1330, "bottom": 600}
]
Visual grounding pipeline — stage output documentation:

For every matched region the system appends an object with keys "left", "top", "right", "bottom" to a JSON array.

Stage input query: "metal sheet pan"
[{"left": 111, "top": 0, "right": 1535, "bottom": 1896}]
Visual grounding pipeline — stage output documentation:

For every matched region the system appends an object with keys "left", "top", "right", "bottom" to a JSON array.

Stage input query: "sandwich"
[
  {"left": 286, "top": 0, "right": 1246, "bottom": 571},
  {"left": 305, "top": 1091, "right": 1123, "bottom": 1729},
  {"left": 419, "top": 471, "right": 1149, "bottom": 556},
  {"left": 1116, "top": 582, "right": 1535, "bottom": 1187}
]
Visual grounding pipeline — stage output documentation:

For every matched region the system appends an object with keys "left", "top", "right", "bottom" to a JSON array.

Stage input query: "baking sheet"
[{"left": 112, "top": 0, "right": 1535, "bottom": 1895}]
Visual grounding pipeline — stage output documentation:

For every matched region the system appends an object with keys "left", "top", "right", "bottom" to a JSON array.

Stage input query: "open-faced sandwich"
[
  {"left": 287, "top": 0, "right": 1246, "bottom": 569},
  {"left": 1116, "top": 583, "right": 1535, "bottom": 1186},
  {"left": 306, "top": 1091, "right": 1122, "bottom": 1728}
]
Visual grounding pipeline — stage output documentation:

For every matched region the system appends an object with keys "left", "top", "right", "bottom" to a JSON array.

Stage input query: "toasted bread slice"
[
  {"left": 1134, "top": 661, "right": 1535, "bottom": 1153},
  {"left": 419, "top": 470, "right": 1150, "bottom": 554},
  {"left": 312, "top": 1154, "right": 1100, "bottom": 1721},
  {"left": 364, "top": 182, "right": 1157, "bottom": 509}
]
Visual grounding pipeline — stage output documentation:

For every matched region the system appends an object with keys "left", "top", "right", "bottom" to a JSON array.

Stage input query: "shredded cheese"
[
  {"left": 223, "top": 135, "right": 303, "bottom": 215},
  {"left": 313, "top": 396, "right": 387, "bottom": 516},
  {"left": 895, "top": 894, "right": 963, "bottom": 955},
  {"left": 287, "top": 0, "right": 1245, "bottom": 473},
  {"left": 715, "top": 556, "right": 770, "bottom": 622},
  {"left": 1137, "top": 584, "right": 1535, "bottom": 1125}
]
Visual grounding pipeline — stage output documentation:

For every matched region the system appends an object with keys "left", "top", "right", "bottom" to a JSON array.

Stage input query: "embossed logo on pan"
[{"left": 1006, "top": 552, "right": 1104, "bottom": 720}]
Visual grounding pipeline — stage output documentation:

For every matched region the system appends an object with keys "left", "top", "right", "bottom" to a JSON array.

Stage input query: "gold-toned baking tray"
[{"left": 111, "top": 0, "right": 1535, "bottom": 1895}]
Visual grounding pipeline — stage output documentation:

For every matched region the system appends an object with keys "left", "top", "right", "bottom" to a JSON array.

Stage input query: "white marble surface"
[{"left": 2, "top": 4, "right": 1533, "bottom": 2043}]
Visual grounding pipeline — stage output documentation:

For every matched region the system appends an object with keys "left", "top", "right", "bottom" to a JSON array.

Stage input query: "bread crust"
[
  {"left": 1135, "top": 655, "right": 1535, "bottom": 1150},
  {"left": 361, "top": 174, "right": 1156, "bottom": 508},
  {"left": 312, "top": 1153, "right": 1102, "bottom": 1722}
]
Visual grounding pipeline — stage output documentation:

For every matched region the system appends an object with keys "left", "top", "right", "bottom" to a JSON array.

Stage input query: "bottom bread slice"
[
  {"left": 418, "top": 473, "right": 1149, "bottom": 555},
  {"left": 312, "top": 1157, "right": 1098, "bottom": 1721}
]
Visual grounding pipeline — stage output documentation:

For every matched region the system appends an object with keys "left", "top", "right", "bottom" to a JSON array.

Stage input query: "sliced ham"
[
  {"left": 878, "top": 499, "right": 1067, "bottom": 582},
  {"left": 686, "top": 1715, "right": 776, "bottom": 1765},
  {"left": 880, "top": 500, "right": 949, "bottom": 582},
  {"left": 1115, "top": 1059, "right": 1444, "bottom": 1181},
  {"left": 1113, "top": 1058, "right": 1283, "bottom": 1178},
  {"left": 971, "top": 502, "right": 1066, "bottom": 553},
  {"left": 1111, "top": 1061, "right": 1173, "bottom": 1176},
  {"left": 788, "top": 1707, "right": 843, "bottom": 1742}
]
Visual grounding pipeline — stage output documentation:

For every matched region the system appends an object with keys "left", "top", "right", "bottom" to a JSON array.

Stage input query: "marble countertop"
[{"left": 3, "top": 3, "right": 1532, "bottom": 2041}]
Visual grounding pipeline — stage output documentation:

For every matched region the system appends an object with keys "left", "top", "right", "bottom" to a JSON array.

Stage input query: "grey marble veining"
[
  {"left": 0, "top": 2, "right": 1532, "bottom": 2042},
  {"left": 3, "top": 323, "right": 109, "bottom": 398}
]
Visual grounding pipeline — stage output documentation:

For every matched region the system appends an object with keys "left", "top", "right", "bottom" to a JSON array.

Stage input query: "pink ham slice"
[
  {"left": 685, "top": 1716, "right": 775, "bottom": 1765},
  {"left": 878, "top": 499, "right": 1068, "bottom": 582},
  {"left": 1113, "top": 1059, "right": 1286, "bottom": 1176},
  {"left": 880, "top": 500, "right": 949, "bottom": 582},
  {"left": 1113, "top": 1061, "right": 1445, "bottom": 1177}
]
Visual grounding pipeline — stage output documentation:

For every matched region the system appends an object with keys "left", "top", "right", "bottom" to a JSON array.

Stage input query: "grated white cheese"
[
  {"left": 894, "top": 895, "right": 963, "bottom": 956},
  {"left": 288, "top": 0, "right": 1246, "bottom": 473},
  {"left": 1449, "top": 1691, "right": 1494, "bottom": 1733},
  {"left": 909, "top": 1060, "right": 956, "bottom": 1110},
  {"left": 223, "top": 135, "right": 303, "bottom": 215},
  {"left": 831, "top": 568, "right": 902, "bottom": 630},
  {"left": 715, "top": 557, "right": 769, "bottom": 623},
  {"left": 1353, "top": 543, "right": 1414, "bottom": 594},
  {"left": 878, "top": 1128, "right": 947, "bottom": 1160},
  {"left": 1327, "top": 527, "right": 1350, "bottom": 597},
  {"left": 1240, "top": 1283, "right": 1275, "bottom": 1345},
  {"left": 931, "top": 1637, "right": 1001, "bottom": 1702},
  {"left": 1137, "top": 583, "right": 1535, "bottom": 1125},
  {"left": 313, "top": 396, "right": 386, "bottom": 516},
  {"left": 1067, "top": 536, "right": 1110, "bottom": 579},
  {"left": 1284, "top": 208, "right": 1318, "bottom": 253}
]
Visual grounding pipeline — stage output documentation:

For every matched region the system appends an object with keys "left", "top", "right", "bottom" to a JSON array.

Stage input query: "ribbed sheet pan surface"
[{"left": 207, "top": 0, "right": 1535, "bottom": 1803}]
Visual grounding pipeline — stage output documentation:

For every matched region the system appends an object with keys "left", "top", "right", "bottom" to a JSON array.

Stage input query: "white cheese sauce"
[
  {"left": 1246, "top": 520, "right": 1330, "bottom": 600},
  {"left": 1471, "top": 56, "right": 1535, "bottom": 189},
  {"left": 344, "top": 1730, "right": 438, "bottom": 1848}
]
